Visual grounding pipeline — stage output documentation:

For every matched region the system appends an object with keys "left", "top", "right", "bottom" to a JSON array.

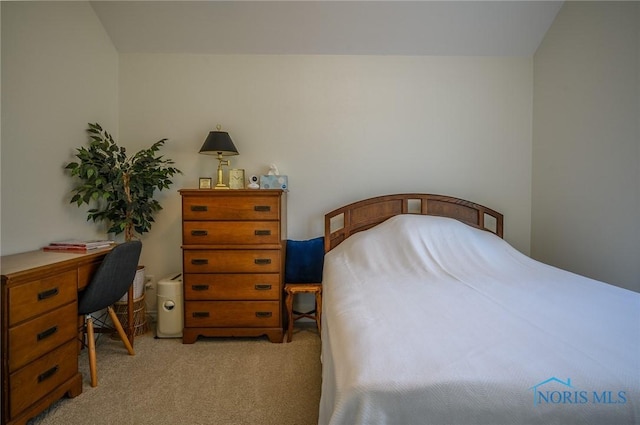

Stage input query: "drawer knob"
[
  {"left": 37, "top": 326, "right": 58, "bottom": 341},
  {"left": 254, "top": 258, "right": 272, "bottom": 265},
  {"left": 192, "top": 284, "right": 209, "bottom": 291},
  {"left": 254, "top": 284, "right": 272, "bottom": 290},
  {"left": 254, "top": 230, "right": 271, "bottom": 236},
  {"left": 255, "top": 311, "right": 273, "bottom": 318},
  {"left": 254, "top": 205, "right": 271, "bottom": 212},
  {"left": 191, "top": 259, "right": 209, "bottom": 265},
  {"left": 37, "top": 288, "right": 59, "bottom": 301},
  {"left": 191, "top": 205, "right": 208, "bottom": 212},
  {"left": 191, "top": 230, "right": 208, "bottom": 236},
  {"left": 192, "top": 312, "right": 210, "bottom": 318},
  {"left": 38, "top": 365, "right": 59, "bottom": 383}
]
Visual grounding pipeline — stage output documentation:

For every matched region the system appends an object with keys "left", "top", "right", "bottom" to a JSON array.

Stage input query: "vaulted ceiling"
[{"left": 91, "top": 1, "right": 564, "bottom": 56}]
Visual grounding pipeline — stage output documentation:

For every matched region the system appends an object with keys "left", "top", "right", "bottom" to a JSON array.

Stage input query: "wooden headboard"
[{"left": 324, "top": 193, "right": 504, "bottom": 252}]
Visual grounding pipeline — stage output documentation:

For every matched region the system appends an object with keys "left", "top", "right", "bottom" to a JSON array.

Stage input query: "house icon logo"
[{"left": 529, "top": 377, "right": 579, "bottom": 406}]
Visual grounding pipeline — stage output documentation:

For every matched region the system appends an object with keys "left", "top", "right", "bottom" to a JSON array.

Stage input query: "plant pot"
[
  {"left": 113, "top": 266, "right": 148, "bottom": 337},
  {"left": 118, "top": 265, "right": 145, "bottom": 302}
]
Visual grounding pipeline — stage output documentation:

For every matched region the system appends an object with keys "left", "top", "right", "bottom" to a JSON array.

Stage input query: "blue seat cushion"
[{"left": 285, "top": 237, "right": 324, "bottom": 283}]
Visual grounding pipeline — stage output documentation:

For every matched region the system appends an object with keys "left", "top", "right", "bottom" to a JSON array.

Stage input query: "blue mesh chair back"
[{"left": 78, "top": 240, "right": 142, "bottom": 315}]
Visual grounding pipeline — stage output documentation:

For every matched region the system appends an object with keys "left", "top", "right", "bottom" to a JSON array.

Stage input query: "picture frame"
[{"left": 198, "top": 177, "right": 212, "bottom": 189}]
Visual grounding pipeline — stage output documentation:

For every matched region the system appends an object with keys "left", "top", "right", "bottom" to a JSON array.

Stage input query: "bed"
[{"left": 318, "top": 194, "right": 639, "bottom": 425}]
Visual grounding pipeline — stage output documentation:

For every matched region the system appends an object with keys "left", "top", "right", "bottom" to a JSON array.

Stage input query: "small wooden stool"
[{"left": 284, "top": 283, "right": 322, "bottom": 342}]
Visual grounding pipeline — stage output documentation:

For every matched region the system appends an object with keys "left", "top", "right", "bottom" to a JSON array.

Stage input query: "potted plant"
[
  {"left": 66, "top": 123, "right": 181, "bottom": 335},
  {"left": 66, "top": 122, "right": 181, "bottom": 242}
]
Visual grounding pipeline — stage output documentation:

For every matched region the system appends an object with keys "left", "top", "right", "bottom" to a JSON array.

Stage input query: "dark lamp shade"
[{"left": 199, "top": 131, "right": 239, "bottom": 156}]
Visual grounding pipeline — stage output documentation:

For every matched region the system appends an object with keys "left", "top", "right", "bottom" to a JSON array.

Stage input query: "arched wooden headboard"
[{"left": 324, "top": 193, "right": 503, "bottom": 252}]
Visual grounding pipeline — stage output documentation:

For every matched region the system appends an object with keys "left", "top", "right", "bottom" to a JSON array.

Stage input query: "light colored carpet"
[{"left": 28, "top": 323, "right": 322, "bottom": 425}]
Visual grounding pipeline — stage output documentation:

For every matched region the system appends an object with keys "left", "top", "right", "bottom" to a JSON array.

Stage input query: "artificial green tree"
[{"left": 66, "top": 123, "right": 181, "bottom": 241}]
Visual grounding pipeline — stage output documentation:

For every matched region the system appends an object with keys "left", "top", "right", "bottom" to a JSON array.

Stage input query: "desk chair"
[
  {"left": 78, "top": 240, "right": 142, "bottom": 387},
  {"left": 284, "top": 237, "right": 324, "bottom": 342}
]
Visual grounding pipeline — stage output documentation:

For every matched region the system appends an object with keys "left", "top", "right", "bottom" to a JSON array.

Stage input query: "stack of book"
[{"left": 43, "top": 239, "right": 115, "bottom": 253}]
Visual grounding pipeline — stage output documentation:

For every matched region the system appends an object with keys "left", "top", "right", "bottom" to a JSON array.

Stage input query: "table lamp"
[{"left": 199, "top": 125, "right": 239, "bottom": 189}]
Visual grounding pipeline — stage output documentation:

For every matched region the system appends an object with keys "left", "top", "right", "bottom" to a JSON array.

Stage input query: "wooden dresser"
[
  {"left": 180, "top": 189, "right": 286, "bottom": 344},
  {"left": 1, "top": 249, "right": 110, "bottom": 425}
]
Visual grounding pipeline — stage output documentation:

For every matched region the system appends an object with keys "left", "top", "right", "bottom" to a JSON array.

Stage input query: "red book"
[
  {"left": 48, "top": 239, "right": 115, "bottom": 249},
  {"left": 43, "top": 240, "right": 115, "bottom": 252},
  {"left": 43, "top": 245, "right": 91, "bottom": 253}
]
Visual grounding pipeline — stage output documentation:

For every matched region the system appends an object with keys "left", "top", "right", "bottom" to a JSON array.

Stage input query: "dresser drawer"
[
  {"left": 8, "top": 270, "right": 77, "bottom": 325},
  {"left": 184, "top": 273, "right": 280, "bottom": 300},
  {"left": 185, "top": 301, "right": 280, "bottom": 327},
  {"left": 9, "top": 339, "right": 78, "bottom": 418},
  {"left": 184, "top": 249, "right": 281, "bottom": 273},
  {"left": 183, "top": 221, "right": 280, "bottom": 245},
  {"left": 182, "top": 195, "right": 280, "bottom": 221},
  {"left": 8, "top": 302, "right": 77, "bottom": 372}
]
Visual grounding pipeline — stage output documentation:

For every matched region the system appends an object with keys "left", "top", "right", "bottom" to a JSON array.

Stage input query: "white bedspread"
[{"left": 319, "top": 215, "right": 640, "bottom": 425}]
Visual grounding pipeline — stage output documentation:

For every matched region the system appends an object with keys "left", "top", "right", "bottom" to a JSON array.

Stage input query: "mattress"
[{"left": 319, "top": 214, "right": 640, "bottom": 425}]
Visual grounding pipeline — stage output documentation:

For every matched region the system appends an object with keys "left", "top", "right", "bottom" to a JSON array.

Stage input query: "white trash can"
[{"left": 156, "top": 273, "right": 183, "bottom": 338}]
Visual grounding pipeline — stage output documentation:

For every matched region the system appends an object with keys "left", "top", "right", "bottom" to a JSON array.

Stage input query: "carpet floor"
[{"left": 27, "top": 322, "right": 322, "bottom": 425}]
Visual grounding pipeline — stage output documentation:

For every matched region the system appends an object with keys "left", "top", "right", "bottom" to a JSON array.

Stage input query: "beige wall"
[
  {"left": 119, "top": 54, "right": 534, "bottom": 284},
  {"left": 1, "top": 1, "right": 119, "bottom": 255},
  {"left": 532, "top": 1, "right": 640, "bottom": 291},
  {"left": 6, "top": 2, "right": 636, "bottom": 298},
  {"left": 1, "top": 1, "right": 533, "bottom": 317}
]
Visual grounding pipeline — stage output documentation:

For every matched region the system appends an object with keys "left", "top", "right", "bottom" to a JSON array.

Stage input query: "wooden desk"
[{"left": 0, "top": 247, "right": 133, "bottom": 425}]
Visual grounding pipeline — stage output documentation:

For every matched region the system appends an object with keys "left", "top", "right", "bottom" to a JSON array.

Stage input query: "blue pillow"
[{"left": 285, "top": 237, "right": 325, "bottom": 283}]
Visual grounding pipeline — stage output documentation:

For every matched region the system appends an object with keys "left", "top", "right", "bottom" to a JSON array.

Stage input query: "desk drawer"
[
  {"left": 8, "top": 270, "right": 76, "bottom": 325},
  {"left": 183, "top": 221, "right": 280, "bottom": 245},
  {"left": 185, "top": 301, "right": 280, "bottom": 327},
  {"left": 78, "top": 260, "right": 102, "bottom": 290},
  {"left": 9, "top": 339, "right": 77, "bottom": 417},
  {"left": 185, "top": 273, "right": 280, "bottom": 300},
  {"left": 183, "top": 195, "right": 280, "bottom": 221},
  {"left": 9, "top": 302, "right": 77, "bottom": 372},
  {"left": 184, "top": 250, "right": 281, "bottom": 273}
]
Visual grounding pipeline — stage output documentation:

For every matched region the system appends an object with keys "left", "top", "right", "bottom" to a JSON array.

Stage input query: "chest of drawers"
[
  {"left": 180, "top": 189, "right": 286, "bottom": 343},
  {"left": 1, "top": 249, "right": 108, "bottom": 425}
]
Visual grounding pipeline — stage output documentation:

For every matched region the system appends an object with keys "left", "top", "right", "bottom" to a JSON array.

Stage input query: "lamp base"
[{"left": 215, "top": 157, "right": 231, "bottom": 189}]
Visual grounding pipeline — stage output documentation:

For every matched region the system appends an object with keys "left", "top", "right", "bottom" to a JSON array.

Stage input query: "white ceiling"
[{"left": 90, "top": 1, "right": 564, "bottom": 56}]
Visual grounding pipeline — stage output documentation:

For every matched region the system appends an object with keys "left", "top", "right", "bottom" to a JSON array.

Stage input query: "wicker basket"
[{"left": 113, "top": 293, "right": 148, "bottom": 337}]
